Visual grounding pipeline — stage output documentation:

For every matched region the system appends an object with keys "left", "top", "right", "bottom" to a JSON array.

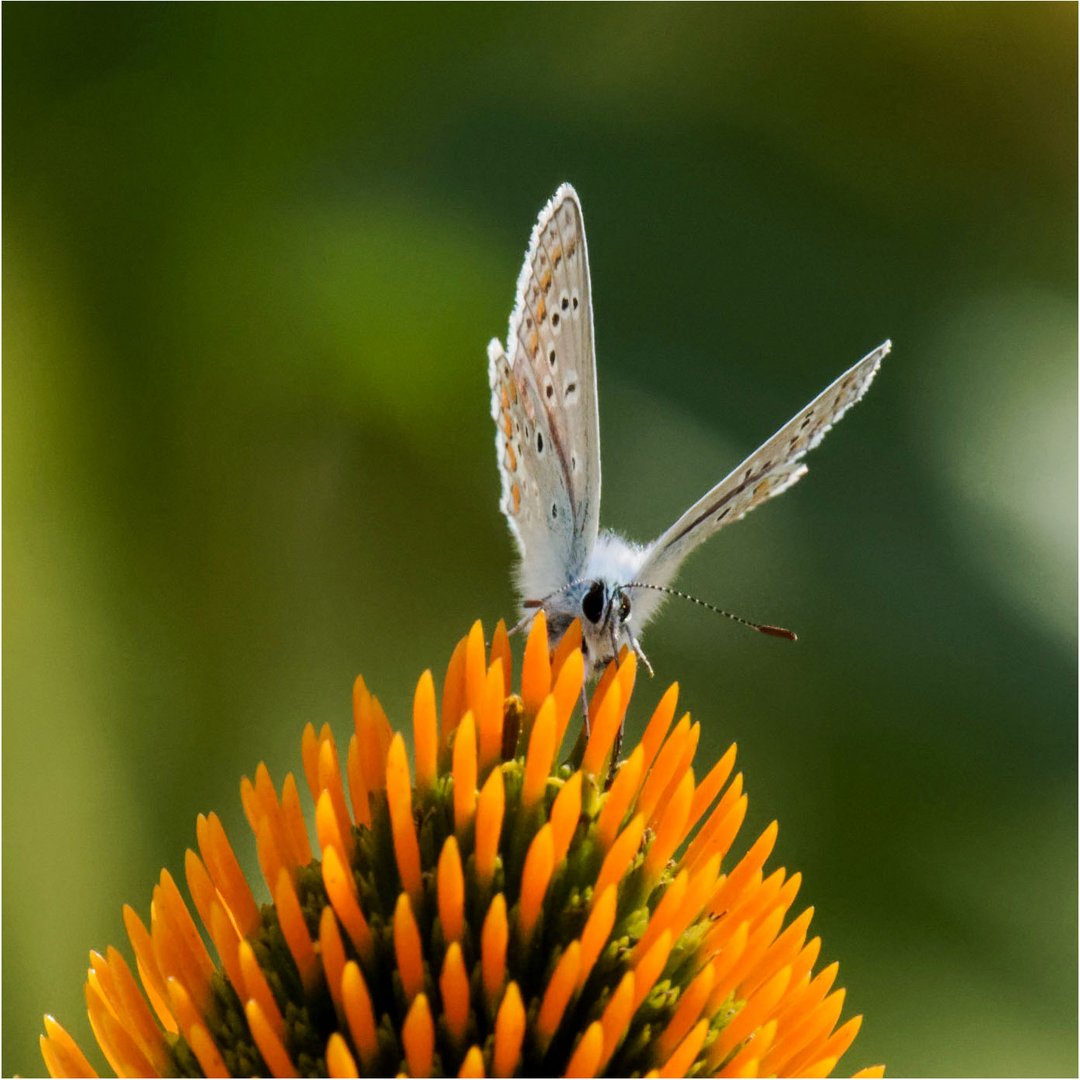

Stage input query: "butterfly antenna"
[
  {"left": 621, "top": 582, "right": 798, "bottom": 641},
  {"left": 509, "top": 578, "right": 593, "bottom": 637},
  {"left": 522, "top": 577, "right": 592, "bottom": 610}
]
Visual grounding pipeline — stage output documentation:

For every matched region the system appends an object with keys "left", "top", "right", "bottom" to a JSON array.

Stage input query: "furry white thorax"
[{"left": 526, "top": 530, "right": 668, "bottom": 674}]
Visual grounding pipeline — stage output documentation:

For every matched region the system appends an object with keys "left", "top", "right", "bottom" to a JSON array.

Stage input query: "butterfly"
[{"left": 488, "top": 183, "right": 889, "bottom": 677}]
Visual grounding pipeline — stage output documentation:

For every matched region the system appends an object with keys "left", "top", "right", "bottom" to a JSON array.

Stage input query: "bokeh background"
[{"left": 4, "top": 5, "right": 1076, "bottom": 1076}]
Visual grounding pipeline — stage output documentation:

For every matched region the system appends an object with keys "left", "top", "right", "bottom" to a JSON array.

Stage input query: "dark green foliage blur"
[{"left": 4, "top": 5, "right": 1076, "bottom": 1076}]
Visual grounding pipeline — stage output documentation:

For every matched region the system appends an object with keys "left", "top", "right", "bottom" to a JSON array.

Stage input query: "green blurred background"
[{"left": 4, "top": 5, "right": 1076, "bottom": 1076}]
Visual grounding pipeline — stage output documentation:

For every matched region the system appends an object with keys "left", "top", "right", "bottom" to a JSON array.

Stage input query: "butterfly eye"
[{"left": 582, "top": 582, "right": 606, "bottom": 625}]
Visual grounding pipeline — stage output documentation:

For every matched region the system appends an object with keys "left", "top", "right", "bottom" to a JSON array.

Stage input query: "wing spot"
[
  {"left": 549, "top": 349, "right": 556, "bottom": 366},
  {"left": 564, "top": 381, "right": 577, "bottom": 402},
  {"left": 552, "top": 312, "right": 560, "bottom": 327},
  {"left": 571, "top": 454, "right": 578, "bottom": 472},
  {"left": 545, "top": 383, "right": 554, "bottom": 399},
  {"left": 572, "top": 292, "right": 580, "bottom": 311},
  {"left": 560, "top": 295, "right": 569, "bottom": 311},
  {"left": 551, "top": 503, "right": 558, "bottom": 520},
  {"left": 536, "top": 432, "right": 544, "bottom": 454},
  {"left": 716, "top": 508, "right": 731, "bottom": 522}
]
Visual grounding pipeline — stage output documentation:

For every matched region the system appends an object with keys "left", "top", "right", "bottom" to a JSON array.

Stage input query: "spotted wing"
[
  {"left": 632, "top": 341, "right": 890, "bottom": 622},
  {"left": 489, "top": 184, "right": 601, "bottom": 601}
]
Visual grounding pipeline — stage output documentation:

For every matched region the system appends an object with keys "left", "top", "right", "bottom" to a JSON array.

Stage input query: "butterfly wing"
[
  {"left": 631, "top": 340, "right": 891, "bottom": 624},
  {"left": 489, "top": 184, "right": 601, "bottom": 601}
]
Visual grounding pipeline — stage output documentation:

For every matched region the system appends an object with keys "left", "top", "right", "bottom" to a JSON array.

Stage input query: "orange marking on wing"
[{"left": 511, "top": 483, "right": 521, "bottom": 514}]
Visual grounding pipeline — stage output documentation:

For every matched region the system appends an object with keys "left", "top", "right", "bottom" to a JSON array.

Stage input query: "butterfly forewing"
[
  {"left": 488, "top": 184, "right": 601, "bottom": 599},
  {"left": 633, "top": 340, "right": 891, "bottom": 612}
]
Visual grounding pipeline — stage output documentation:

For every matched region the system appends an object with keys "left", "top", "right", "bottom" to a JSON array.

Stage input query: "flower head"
[{"left": 40, "top": 615, "right": 883, "bottom": 1078}]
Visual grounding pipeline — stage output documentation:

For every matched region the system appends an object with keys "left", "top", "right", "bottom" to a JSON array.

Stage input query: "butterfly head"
[{"left": 533, "top": 577, "right": 636, "bottom": 675}]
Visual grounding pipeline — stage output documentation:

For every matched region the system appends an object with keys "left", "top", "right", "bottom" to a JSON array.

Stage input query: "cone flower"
[{"left": 39, "top": 615, "right": 883, "bottom": 1078}]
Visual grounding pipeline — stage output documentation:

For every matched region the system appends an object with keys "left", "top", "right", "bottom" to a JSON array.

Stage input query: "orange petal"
[
  {"left": 164, "top": 978, "right": 227, "bottom": 1078},
  {"left": 582, "top": 677, "right": 626, "bottom": 777},
  {"left": 413, "top": 669, "right": 438, "bottom": 791},
  {"left": 537, "top": 942, "right": 581, "bottom": 1048},
  {"left": 441, "top": 636, "right": 469, "bottom": 747},
  {"left": 325, "top": 1032, "right": 359, "bottom": 1078},
  {"left": 402, "top": 993, "right": 435, "bottom": 1079},
  {"left": 393, "top": 892, "right": 426, "bottom": 1003},
  {"left": 687, "top": 743, "right": 737, "bottom": 835},
  {"left": 386, "top": 734, "right": 422, "bottom": 902},
  {"left": 453, "top": 711, "right": 478, "bottom": 835},
  {"left": 341, "top": 960, "right": 378, "bottom": 1072},
  {"left": 121, "top": 905, "right": 176, "bottom": 1034},
  {"left": 644, "top": 769, "right": 694, "bottom": 881},
  {"left": 550, "top": 771, "right": 583, "bottom": 867},
  {"left": 317, "top": 739, "right": 356, "bottom": 864},
  {"left": 679, "top": 772, "right": 744, "bottom": 875},
  {"left": 710, "top": 821, "right": 780, "bottom": 916},
  {"left": 552, "top": 648, "right": 585, "bottom": 747},
  {"left": 465, "top": 620, "right": 488, "bottom": 720},
  {"left": 594, "top": 813, "right": 644, "bottom": 900},
  {"left": 519, "top": 824, "right": 555, "bottom": 943},
  {"left": 685, "top": 790, "right": 748, "bottom": 880},
  {"left": 632, "top": 929, "right": 673, "bottom": 1012},
  {"left": 597, "top": 971, "right": 635, "bottom": 1072},
  {"left": 321, "top": 844, "right": 374, "bottom": 963},
  {"left": 280, "top": 772, "right": 313, "bottom": 866},
  {"left": 522, "top": 610, "right": 552, "bottom": 716},
  {"left": 274, "top": 868, "right": 319, "bottom": 993},
  {"left": 637, "top": 714, "right": 691, "bottom": 824},
  {"left": 714, "top": 966, "right": 793, "bottom": 1061},
  {"left": 564, "top": 1020, "right": 603, "bottom": 1078},
  {"left": 477, "top": 660, "right": 505, "bottom": 774},
  {"left": 90, "top": 948, "right": 170, "bottom": 1075},
  {"left": 245, "top": 998, "right": 298, "bottom": 1079},
  {"left": 490, "top": 618, "right": 512, "bottom": 687},
  {"left": 596, "top": 745, "right": 644, "bottom": 850},
  {"left": 656, "top": 961, "right": 715, "bottom": 1061},
  {"left": 458, "top": 1046, "right": 486, "bottom": 1079},
  {"left": 196, "top": 812, "right": 259, "bottom": 938},
  {"left": 440, "top": 942, "right": 471, "bottom": 1045},
  {"left": 300, "top": 722, "right": 320, "bottom": 802},
  {"left": 522, "top": 697, "right": 557, "bottom": 811},
  {"left": 319, "top": 907, "right": 347, "bottom": 1020},
  {"left": 481, "top": 893, "right": 508, "bottom": 1008},
  {"left": 578, "top": 885, "right": 617, "bottom": 989},
  {"left": 86, "top": 975, "right": 156, "bottom": 1078},
  {"left": 717, "top": 1018, "right": 777, "bottom": 1078},
  {"left": 552, "top": 619, "right": 583, "bottom": 679},
  {"left": 474, "top": 766, "right": 505, "bottom": 892},
  {"left": 41, "top": 1015, "right": 99, "bottom": 1078},
  {"left": 660, "top": 1018, "right": 708, "bottom": 1079},
  {"left": 345, "top": 733, "right": 371, "bottom": 828},
  {"left": 493, "top": 981, "right": 526, "bottom": 1077},
  {"left": 237, "top": 940, "right": 286, "bottom": 1041},
  {"left": 649, "top": 722, "right": 700, "bottom": 831},
  {"left": 639, "top": 682, "right": 679, "bottom": 774}
]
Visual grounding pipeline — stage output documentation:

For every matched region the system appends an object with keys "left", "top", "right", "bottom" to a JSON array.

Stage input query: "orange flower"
[{"left": 39, "top": 615, "right": 883, "bottom": 1078}]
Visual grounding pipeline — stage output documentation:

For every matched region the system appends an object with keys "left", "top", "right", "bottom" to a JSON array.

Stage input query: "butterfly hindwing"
[{"left": 489, "top": 184, "right": 601, "bottom": 600}]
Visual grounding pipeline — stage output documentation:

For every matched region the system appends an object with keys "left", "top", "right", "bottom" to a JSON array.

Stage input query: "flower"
[{"left": 39, "top": 615, "right": 883, "bottom": 1078}]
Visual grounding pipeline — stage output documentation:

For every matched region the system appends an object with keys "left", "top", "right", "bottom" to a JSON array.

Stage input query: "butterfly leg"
[
  {"left": 580, "top": 679, "right": 591, "bottom": 738},
  {"left": 629, "top": 633, "right": 654, "bottom": 678}
]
